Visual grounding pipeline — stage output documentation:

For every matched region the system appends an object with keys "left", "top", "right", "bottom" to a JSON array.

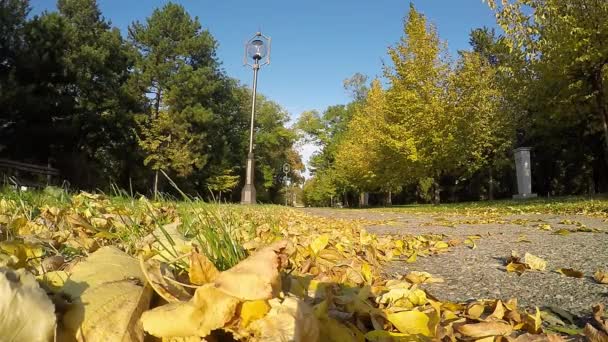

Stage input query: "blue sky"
[{"left": 30, "top": 0, "right": 498, "bottom": 172}]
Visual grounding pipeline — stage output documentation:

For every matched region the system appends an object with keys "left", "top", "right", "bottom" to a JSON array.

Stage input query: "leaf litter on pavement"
[{"left": 0, "top": 191, "right": 605, "bottom": 341}]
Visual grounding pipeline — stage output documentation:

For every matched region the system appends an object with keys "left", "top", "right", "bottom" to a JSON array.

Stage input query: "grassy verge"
[{"left": 366, "top": 195, "right": 608, "bottom": 217}]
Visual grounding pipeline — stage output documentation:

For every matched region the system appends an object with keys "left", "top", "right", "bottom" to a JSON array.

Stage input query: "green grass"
[
  {"left": 368, "top": 195, "right": 608, "bottom": 216},
  {"left": 0, "top": 186, "right": 259, "bottom": 270}
]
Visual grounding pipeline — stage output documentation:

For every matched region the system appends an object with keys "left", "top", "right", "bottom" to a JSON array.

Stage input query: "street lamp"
[{"left": 241, "top": 32, "right": 271, "bottom": 204}]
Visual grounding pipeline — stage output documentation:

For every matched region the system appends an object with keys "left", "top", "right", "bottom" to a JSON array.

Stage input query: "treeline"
[
  {"left": 300, "top": 2, "right": 608, "bottom": 206},
  {"left": 0, "top": 0, "right": 303, "bottom": 202}
]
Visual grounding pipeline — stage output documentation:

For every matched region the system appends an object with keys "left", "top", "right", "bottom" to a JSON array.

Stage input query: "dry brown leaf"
[
  {"left": 214, "top": 240, "right": 291, "bottom": 300},
  {"left": 585, "top": 324, "right": 608, "bottom": 342},
  {"left": 60, "top": 246, "right": 153, "bottom": 342},
  {"left": 0, "top": 268, "right": 56, "bottom": 342},
  {"left": 140, "top": 257, "right": 191, "bottom": 302},
  {"left": 514, "top": 333, "right": 564, "bottom": 342},
  {"left": 456, "top": 322, "right": 513, "bottom": 338},
  {"left": 189, "top": 251, "right": 220, "bottom": 285},
  {"left": 556, "top": 268, "right": 584, "bottom": 278}
]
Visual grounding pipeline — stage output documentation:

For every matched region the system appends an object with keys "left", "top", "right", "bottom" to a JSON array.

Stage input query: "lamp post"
[{"left": 241, "top": 32, "right": 271, "bottom": 204}]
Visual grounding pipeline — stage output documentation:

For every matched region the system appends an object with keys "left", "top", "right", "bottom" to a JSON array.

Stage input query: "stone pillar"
[
  {"left": 513, "top": 147, "right": 537, "bottom": 199},
  {"left": 359, "top": 192, "right": 369, "bottom": 207}
]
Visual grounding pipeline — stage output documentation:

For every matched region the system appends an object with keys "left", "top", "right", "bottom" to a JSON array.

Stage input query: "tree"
[
  {"left": 129, "top": 2, "right": 224, "bottom": 193},
  {"left": 206, "top": 169, "right": 239, "bottom": 201},
  {"left": 486, "top": 0, "right": 608, "bottom": 169},
  {"left": 136, "top": 111, "right": 202, "bottom": 197}
]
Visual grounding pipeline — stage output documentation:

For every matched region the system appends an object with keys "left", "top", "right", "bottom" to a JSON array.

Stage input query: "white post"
[{"left": 513, "top": 147, "right": 537, "bottom": 199}]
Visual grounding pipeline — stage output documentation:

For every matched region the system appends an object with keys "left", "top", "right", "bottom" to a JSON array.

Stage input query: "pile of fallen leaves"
[{"left": 0, "top": 191, "right": 606, "bottom": 341}]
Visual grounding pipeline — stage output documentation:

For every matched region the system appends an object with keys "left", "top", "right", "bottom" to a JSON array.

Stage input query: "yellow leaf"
[
  {"left": 310, "top": 234, "right": 330, "bottom": 255},
  {"left": 361, "top": 262, "right": 373, "bottom": 284},
  {"left": 523, "top": 307, "right": 542, "bottom": 334},
  {"left": 0, "top": 268, "right": 56, "bottom": 342},
  {"left": 319, "top": 316, "right": 365, "bottom": 342},
  {"left": 524, "top": 253, "right": 547, "bottom": 271},
  {"left": 386, "top": 310, "right": 432, "bottom": 336},
  {"left": 556, "top": 268, "right": 584, "bottom": 278},
  {"left": 189, "top": 251, "right": 219, "bottom": 285},
  {"left": 0, "top": 240, "right": 43, "bottom": 268},
  {"left": 365, "top": 330, "right": 409, "bottom": 341},
  {"left": 60, "top": 246, "right": 153, "bottom": 342},
  {"left": 456, "top": 322, "right": 513, "bottom": 338},
  {"left": 248, "top": 296, "right": 319, "bottom": 342},
  {"left": 490, "top": 300, "right": 505, "bottom": 320},
  {"left": 405, "top": 271, "right": 444, "bottom": 284},
  {"left": 239, "top": 300, "right": 270, "bottom": 328},
  {"left": 467, "top": 303, "right": 486, "bottom": 319},
  {"left": 538, "top": 223, "right": 552, "bottom": 231},
  {"left": 506, "top": 262, "right": 527, "bottom": 275},
  {"left": 434, "top": 241, "right": 449, "bottom": 249},
  {"left": 37, "top": 270, "right": 69, "bottom": 291},
  {"left": 593, "top": 270, "right": 608, "bottom": 284},
  {"left": 141, "top": 283, "right": 239, "bottom": 338},
  {"left": 214, "top": 240, "right": 290, "bottom": 300},
  {"left": 140, "top": 257, "right": 191, "bottom": 302},
  {"left": 406, "top": 252, "right": 417, "bottom": 263}
]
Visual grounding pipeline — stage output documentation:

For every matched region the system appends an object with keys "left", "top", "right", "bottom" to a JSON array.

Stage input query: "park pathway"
[{"left": 301, "top": 208, "right": 608, "bottom": 317}]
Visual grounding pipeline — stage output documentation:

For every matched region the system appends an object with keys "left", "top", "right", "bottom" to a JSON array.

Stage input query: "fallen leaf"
[
  {"left": 585, "top": 324, "right": 608, "bottom": 342},
  {"left": 524, "top": 253, "right": 547, "bottom": 271},
  {"left": 60, "top": 246, "right": 153, "bottom": 342},
  {"left": 0, "top": 268, "right": 56, "bottom": 342},
  {"left": 248, "top": 296, "right": 319, "bottom": 342},
  {"left": 594, "top": 270, "right": 608, "bottom": 284},
  {"left": 140, "top": 257, "right": 191, "bottom": 302},
  {"left": 310, "top": 235, "right": 330, "bottom": 255},
  {"left": 506, "top": 262, "right": 527, "bottom": 275},
  {"left": 239, "top": 300, "right": 270, "bottom": 328},
  {"left": 386, "top": 310, "right": 431, "bottom": 336},
  {"left": 523, "top": 307, "right": 543, "bottom": 334},
  {"left": 214, "top": 240, "right": 290, "bottom": 300},
  {"left": 490, "top": 300, "right": 505, "bottom": 320},
  {"left": 556, "top": 268, "right": 584, "bottom": 278},
  {"left": 141, "top": 283, "right": 239, "bottom": 338},
  {"left": 553, "top": 229, "right": 570, "bottom": 236},
  {"left": 189, "top": 251, "right": 220, "bottom": 285},
  {"left": 467, "top": 303, "right": 486, "bottom": 319},
  {"left": 456, "top": 321, "right": 513, "bottom": 338}
]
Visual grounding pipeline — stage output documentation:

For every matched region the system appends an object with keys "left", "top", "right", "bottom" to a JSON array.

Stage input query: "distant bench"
[{"left": 0, "top": 158, "right": 60, "bottom": 189}]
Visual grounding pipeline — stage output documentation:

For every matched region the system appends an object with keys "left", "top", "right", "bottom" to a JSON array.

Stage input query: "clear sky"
[{"left": 30, "top": 0, "right": 498, "bottom": 173}]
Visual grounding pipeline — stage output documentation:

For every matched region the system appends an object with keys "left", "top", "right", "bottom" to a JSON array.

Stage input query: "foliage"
[
  {"left": 0, "top": 0, "right": 300, "bottom": 202},
  {"left": 206, "top": 169, "right": 240, "bottom": 200},
  {"left": 136, "top": 111, "right": 202, "bottom": 177},
  {"left": 485, "top": 0, "right": 608, "bottom": 194}
]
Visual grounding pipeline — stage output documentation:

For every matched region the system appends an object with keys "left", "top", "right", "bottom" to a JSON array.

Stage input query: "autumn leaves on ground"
[{"left": 0, "top": 190, "right": 607, "bottom": 341}]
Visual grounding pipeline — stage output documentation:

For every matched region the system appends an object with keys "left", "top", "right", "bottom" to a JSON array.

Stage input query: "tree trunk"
[
  {"left": 593, "top": 69, "right": 608, "bottom": 165},
  {"left": 386, "top": 191, "right": 392, "bottom": 206},
  {"left": 433, "top": 180, "right": 441, "bottom": 205},
  {"left": 154, "top": 88, "right": 161, "bottom": 118},
  {"left": 154, "top": 170, "right": 158, "bottom": 200},
  {"left": 488, "top": 167, "right": 494, "bottom": 201}
]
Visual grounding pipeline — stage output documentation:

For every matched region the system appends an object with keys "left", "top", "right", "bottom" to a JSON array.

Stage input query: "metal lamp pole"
[{"left": 241, "top": 32, "right": 271, "bottom": 204}]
